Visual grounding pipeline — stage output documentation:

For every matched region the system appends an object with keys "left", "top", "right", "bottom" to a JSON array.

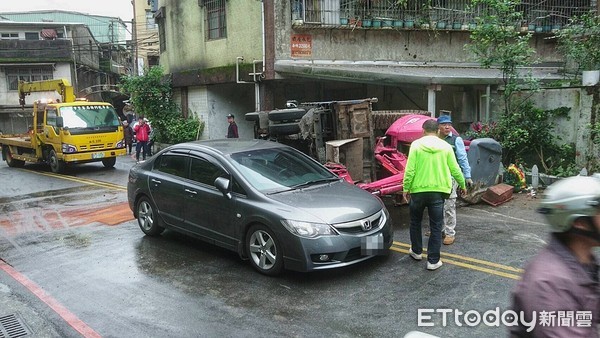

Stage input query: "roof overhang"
[
  {"left": 274, "top": 60, "right": 564, "bottom": 86},
  {"left": 0, "top": 63, "right": 56, "bottom": 68}
]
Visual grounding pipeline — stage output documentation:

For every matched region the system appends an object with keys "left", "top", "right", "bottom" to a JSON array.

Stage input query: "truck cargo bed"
[{"left": 0, "top": 134, "right": 34, "bottom": 148}]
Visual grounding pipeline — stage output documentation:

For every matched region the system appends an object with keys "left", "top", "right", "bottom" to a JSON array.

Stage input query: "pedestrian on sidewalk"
[
  {"left": 437, "top": 114, "right": 473, "bottom": 245},
  {"left": 510, "top": 175, "right": 600, "bottom": 337},
  {"left": 133, "top": 117, "right": 151, "bottom": 162},
  {"left": 402, "top": 119, "right": 466, "bottom": 270}
]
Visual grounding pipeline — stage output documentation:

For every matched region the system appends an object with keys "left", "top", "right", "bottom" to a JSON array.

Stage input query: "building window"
[
  {"left": 25, "top": 32, "right": 40, "bottom": 40},
  {"left": 0, "top": 33, "right": 19, "bottom": 40},
  {"left": 146, "top": 9, "right": 157, "bottom": 29},
  {"left": 158, "top": 18, "right": 166, "bottom": 52},
  {"left": 6, "top": 67, "right": 54, "bottom": 91},
  {"left": 204, "top": 0, "right": 226, "bottom": 40}
]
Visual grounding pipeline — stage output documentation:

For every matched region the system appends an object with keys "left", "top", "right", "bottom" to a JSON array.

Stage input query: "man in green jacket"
[{"left": 402, "top": 119, "right": 466, "bottom": 270}]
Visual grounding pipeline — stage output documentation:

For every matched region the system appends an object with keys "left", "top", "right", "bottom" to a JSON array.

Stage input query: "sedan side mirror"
[{"left": 214, "top": 176, "right": 232, "bottom": 199}]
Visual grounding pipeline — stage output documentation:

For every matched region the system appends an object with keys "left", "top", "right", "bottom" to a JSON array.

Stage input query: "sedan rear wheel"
[
  {"left": 137, "top": 196, "right": 164, "bottom": 236},
  {"left": 246, "top": 224, "right": 283, "bottom": 276}
]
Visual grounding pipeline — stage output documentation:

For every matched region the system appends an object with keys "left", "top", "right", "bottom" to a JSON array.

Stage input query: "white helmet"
[{"left": 538, "top": 175, "right": 600, "bottom": 232}]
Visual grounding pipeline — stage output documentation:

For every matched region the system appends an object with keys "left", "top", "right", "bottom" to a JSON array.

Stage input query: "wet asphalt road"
[{"left": 0, "top": 154, "right": 551, "bottom": 337}]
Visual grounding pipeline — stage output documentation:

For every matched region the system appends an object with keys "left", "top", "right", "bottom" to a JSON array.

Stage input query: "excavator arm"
[{"left": 18, "top": 79, "right": 76, "bottom": 108}]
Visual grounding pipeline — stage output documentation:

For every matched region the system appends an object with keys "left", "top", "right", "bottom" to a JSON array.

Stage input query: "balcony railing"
[{"left": 291, "top": 0, "right": 596, "bottom": 30}]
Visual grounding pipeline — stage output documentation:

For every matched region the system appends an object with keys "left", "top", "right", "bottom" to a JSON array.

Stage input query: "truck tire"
[
  {"left": 48, "top": 149, "right": 65, "bottom": 173},
  {"left": 102, "top": 157, "right": 116, "bottom": 168},
  {"left": 4, "top": 147, "right": 25, "bottom": 168},
  {"left": 268, "top": 122, "right": 301, "bottom": 135},
  {"left": 245, "top": 112, "right": 260, "bottom": 122},
  {"left": 268, "top": 108, "right": 306, "bottom": 122}
]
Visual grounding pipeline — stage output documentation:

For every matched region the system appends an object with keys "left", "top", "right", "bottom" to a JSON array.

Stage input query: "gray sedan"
[{"left": 127, "top": 139, "right": 393, "bottom": 275}]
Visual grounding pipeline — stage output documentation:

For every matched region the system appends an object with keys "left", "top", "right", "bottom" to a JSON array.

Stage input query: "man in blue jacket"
[{"left": 437, "top": 115, "right": 473, "bottom": 245}]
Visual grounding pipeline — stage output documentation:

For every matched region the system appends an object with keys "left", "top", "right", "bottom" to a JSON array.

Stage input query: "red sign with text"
[{"left": 291, "top": 34, "right": 312, "bottom": 58}]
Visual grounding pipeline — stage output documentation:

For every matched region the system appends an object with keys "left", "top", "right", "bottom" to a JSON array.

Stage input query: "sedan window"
[
  {"left": 155, "top": 154, "right": 188, "bottom": 178},
  {"left": 190, "top": 157, "right": 226, "bottom": 187}
]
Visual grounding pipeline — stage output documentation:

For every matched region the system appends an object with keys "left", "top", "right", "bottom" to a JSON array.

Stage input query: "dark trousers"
[
  {"left": 409, "top": 192, "right": 445, "bottom": 264},
  {"left": 135, "top": 140, "right": 148, "bottom": 161}
]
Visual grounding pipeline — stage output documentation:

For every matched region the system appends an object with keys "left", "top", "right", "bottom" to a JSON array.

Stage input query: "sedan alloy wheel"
[
  {"left": 247, "top": 225, "right": 283, "bottom": 275},
  {"left": 137, "top": 196, "right": 165, "bottom": 236}
]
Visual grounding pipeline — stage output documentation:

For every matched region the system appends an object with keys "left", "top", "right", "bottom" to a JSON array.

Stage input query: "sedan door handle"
[
  {"left": 185, "top": 189, "right": 198, "bottom": 195},
  {"left": 151, "top": 178, "right": 162, "bottom": 184}
]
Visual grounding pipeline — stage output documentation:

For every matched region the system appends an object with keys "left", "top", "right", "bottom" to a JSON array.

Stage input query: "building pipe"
[{"left": 485, "top": 84, "right": 491, "bottom": 121}]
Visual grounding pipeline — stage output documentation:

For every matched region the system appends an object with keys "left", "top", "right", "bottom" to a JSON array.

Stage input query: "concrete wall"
[
  {"left": 159, "top": 0, "right": 263, "bottom": 74},
  {"left": 173, "top": 83, "right": 255, "bottom": 140},
  {"left": 275, "top": 1, "right": 562, "bottom": 64}
]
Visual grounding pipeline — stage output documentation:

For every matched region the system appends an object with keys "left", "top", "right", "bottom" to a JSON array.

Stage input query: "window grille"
[
  {"left": 204, "top": 0, "right": 227, "bottom": 40},
  {"left": 6, "top": 67, "right": 54, "bottom": 90},
  {"left": 296, "top": 0, "right": 596, "bottom": 28},
  {"left": 0, "top": 33, "right": 18, "bottom": 40}
]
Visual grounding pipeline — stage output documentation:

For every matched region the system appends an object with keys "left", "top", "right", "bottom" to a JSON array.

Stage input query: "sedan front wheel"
[{"left": 246, "top": 224, "right": 283, "bottom": 275}]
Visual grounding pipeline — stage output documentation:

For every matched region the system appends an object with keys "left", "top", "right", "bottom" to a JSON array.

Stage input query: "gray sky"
[{"left": 0, "top": 0, "right": 133, "bottom": 22}]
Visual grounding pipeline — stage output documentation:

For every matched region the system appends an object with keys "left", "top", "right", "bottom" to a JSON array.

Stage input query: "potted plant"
[
  {"left": 340, "top": 8, "right": 350, "bottom": 25},
  {"left": 556, "top": 11, "right": 600, "bottom": 85}
]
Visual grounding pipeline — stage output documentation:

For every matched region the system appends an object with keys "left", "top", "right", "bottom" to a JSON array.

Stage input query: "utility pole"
[{"left": 131, "top": 0, "right": 138, "bottom": 75}]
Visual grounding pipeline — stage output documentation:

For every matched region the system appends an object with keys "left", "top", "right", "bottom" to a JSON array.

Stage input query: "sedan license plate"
[
  {"left": 92, "top": 152, "right": 105, "bottom": 159},
  {"left": 361, "top": 232, "right": 385, "bottom": 255}
]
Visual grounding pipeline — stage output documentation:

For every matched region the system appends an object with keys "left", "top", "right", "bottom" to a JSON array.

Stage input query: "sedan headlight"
[
  {"left": 61, "top": 143, "right": 77, "bottom": 153},
  {"left": 281, "top": 220, "right": 338, "bottom": 238}
]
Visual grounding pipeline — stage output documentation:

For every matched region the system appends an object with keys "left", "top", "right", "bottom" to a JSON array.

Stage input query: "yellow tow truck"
[{"left": 0, "top": 79, "right": 126, "bottom": 173}]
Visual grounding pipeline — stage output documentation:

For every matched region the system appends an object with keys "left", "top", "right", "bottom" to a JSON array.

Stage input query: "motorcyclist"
[{"left": 510, "top": 175, "right": 600, "bottom": 337}]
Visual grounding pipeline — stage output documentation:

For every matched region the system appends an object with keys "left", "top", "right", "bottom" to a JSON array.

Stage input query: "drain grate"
[{"left": 0, "top": 313, "right": 31, "bottom": 338}]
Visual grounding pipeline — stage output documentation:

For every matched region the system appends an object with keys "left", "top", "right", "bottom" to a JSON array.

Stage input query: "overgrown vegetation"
[
  {"left": 465, "top": 102, "right": 577, "bottom": 176},
  {"left": 119, "top": 66, "right": 204, "bottom": 144},
  {"left": 466, "top": 0, "right": 577, "bottom": 176},
  {"left": 556, "top": 11, "right": 600, "bottom": 72}
]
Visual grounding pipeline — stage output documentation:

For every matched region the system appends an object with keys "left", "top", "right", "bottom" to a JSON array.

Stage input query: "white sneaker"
[
  {"left": 427, "top": 260, "right": 443, "bottom": 270},
  {"left": 408, "top": 248, "right": 422, "bottom": 261}
]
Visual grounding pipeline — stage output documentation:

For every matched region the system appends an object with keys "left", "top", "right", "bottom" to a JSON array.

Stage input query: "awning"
[
  {"left": 274, "top": 60, "right": 564, "bottom": 86},
  {"left": 41, "top": 28, "right": 57, "bottom": 39}
]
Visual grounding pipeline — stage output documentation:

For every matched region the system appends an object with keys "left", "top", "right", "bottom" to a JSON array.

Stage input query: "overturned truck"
[
  {"left": 245, "top": 99, "right": 502, "bottom": 202},
  {"left": 246, "top": 98, "right": 379, "bottom": 183}
]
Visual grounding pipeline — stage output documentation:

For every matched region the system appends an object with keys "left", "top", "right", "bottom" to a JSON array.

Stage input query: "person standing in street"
[
  {"left": 122, "top": 120, "right": 134, "bottom": 155},
  {"left": 437, "top": 114, "right": 473, "bottom": 245},
  {"left": 133, "top": 117, "right": 151, "bottom": 162},
  {"left": 403, "top": 119, "right": 466, "bottom": 270},
  {"left": 226, "top": 114, "right": 239, "bottom": 138},
  {"left": 510, "top": 175, "right": 600, "bottom": 337}
]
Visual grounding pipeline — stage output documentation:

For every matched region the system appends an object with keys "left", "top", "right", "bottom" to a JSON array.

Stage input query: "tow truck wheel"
[
  {"left": 4, "top": 147, "right": 25, "bottom": 168},
  {"left": 102, "top": 157, "right": 116, "bottom": 168},
  {"left": 48, "top": 149, "right": 65, "bottom": 173}
]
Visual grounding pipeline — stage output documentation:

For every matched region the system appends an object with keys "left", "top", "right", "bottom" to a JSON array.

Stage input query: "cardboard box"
[{"left": 326, "top": 138, "right": 363, "bottom": 181}]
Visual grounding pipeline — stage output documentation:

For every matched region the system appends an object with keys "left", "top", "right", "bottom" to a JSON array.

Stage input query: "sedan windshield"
[{"left": 229, "top": 147, "right": 339, "bottom": 193}]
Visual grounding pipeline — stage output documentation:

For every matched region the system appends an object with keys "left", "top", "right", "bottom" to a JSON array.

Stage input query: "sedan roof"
[{"left": 178, "top": 139, "right": 287, "bottom": 156}]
